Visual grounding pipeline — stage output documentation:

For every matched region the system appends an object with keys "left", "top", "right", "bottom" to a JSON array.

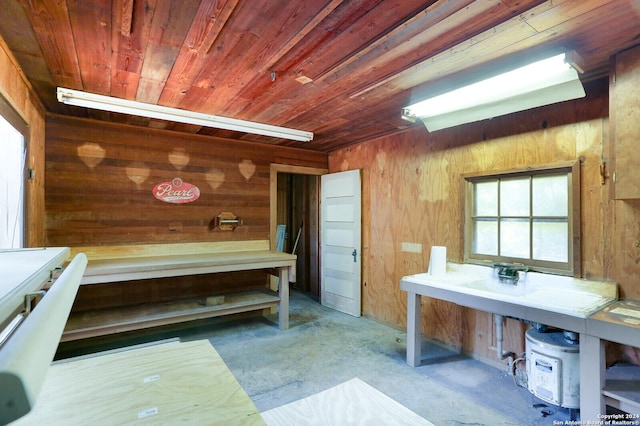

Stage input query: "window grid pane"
[
  {"left": 500, "top": 218, "right": 530, "bottom": 259},
  {"left": 532, "top": 174, "right": 568, "bottom": 216},
  {"left": 467, "top": 166, "right": 573, "bottom": 273},
  {"left": 474, "top": 180, "right": 498, "bottom": 216},
  {"left": 500, "top": 177, "right": 530, "bottom": 217},
  {"left": 472, "top": 218, "right": 498, "bottom": 255},
  {"left": 532, "top": 219, "right": 569, "bottom": 262}
]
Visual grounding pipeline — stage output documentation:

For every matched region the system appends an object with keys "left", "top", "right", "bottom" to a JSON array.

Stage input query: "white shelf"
[{"left": 603, "top": 363, "right": 640, "bottom": 414}]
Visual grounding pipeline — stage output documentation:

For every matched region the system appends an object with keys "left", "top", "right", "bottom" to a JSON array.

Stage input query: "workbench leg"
[
  {"left": 278, "top": 266, "right": 289, "bottom": 330},
  {"left": 580, "top": 333, "right": 605, "bottom": 421},
  {"left": 406, "top": 292, "right": 422, "bottom": 367}
]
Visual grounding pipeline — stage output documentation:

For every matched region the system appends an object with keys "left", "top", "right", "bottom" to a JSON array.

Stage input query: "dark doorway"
[{"left": 277, "top": 173, "right": 320, "bottom": 299}]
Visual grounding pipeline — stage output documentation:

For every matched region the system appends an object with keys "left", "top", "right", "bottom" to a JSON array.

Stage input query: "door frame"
[{"left": 269, "top": 164, "right": 328, "bottom": 291}]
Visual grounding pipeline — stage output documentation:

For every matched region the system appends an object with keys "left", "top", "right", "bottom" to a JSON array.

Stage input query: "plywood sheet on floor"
[
  {"left": 13, "top": 340, "right": 264, "bottom": 425},
  {"left": 261, "top": 377, "right": 434, "bottom": 426}
]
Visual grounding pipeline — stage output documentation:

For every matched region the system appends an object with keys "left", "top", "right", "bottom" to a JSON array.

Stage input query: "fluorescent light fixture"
[
  {"left": 57, "top": 87, "right": 313, "bottom": 142},
  {"left": 402, "top": 52, "right": 586, "bottom": 131}
]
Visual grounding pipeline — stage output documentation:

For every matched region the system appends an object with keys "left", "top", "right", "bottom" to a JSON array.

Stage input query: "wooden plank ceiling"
[{"left": 1, "top": 0, "right": 639, "bottom": 152}]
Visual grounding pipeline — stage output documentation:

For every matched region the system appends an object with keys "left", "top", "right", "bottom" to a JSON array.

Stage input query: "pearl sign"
[{"left": 153, "top": 177, "right": 200, "bottom": 204}]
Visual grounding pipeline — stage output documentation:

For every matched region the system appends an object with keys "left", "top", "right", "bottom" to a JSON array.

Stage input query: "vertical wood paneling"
[
  {"left": 608, "top": 46, "right": 640, "bottom": 300},
  {"left": 577, "top": 119, "right": 610, "bottom": 279},
  {"left": 610, "top": 199, "right": 640, "bottom": 300},
  {"left": 0, "top": 34, "right": 46, "bottom": 247},
  {"left": 25, "top": 114, "right": 46, "bottom": 247},
  {"left": 329, "top": 82, "right": 616, "bottom": 362}
]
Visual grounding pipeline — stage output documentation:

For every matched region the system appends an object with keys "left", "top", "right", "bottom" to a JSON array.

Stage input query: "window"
[
  {"left": 464, "top": 161, "right": 580, "bottom": 276},
  {"left": 0, "top": 95, "right": 28, "bottom": 249}
]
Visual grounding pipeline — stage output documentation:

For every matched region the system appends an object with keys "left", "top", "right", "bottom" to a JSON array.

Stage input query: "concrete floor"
[{"left": 58, "top": 290, "right": 577, "bottom": 425}]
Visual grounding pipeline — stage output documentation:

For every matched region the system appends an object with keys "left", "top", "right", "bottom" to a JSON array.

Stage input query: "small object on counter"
[{"left": 428, "top": 246, "right": 446, "bottom": 277}]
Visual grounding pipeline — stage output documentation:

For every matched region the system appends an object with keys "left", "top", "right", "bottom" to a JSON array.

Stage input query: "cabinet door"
[{"left": 611, "top": 45, "right": 640, "bottom": 199}]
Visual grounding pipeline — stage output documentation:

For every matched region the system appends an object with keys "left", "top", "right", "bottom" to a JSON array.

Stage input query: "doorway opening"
[
  {"left": 0, "top": 96, "right": 28, "bottom": 249},
  {"left": 270, "top": 164, "right": 327, "bottom": 300}
]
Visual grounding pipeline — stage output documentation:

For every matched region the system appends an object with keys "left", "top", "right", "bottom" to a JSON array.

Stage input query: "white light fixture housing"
[
  {"left": 57, "top": 87, "right": 313, "bottom": 142},
  {"left": 402, "top": 52, "right": 586, "bottom": 132}
]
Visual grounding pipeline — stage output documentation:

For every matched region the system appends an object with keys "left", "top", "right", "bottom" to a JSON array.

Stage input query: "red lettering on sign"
[{"left": 153, "top": 179, "right": 200, "bottom": 204}]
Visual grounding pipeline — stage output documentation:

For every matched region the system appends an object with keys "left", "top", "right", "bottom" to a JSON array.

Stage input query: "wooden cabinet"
[{"left": 611, "top": 44, "right": 640, "bottom": 199}]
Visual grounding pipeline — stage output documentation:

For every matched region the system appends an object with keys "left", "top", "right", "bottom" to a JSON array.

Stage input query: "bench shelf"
[
  {"left": 63, "top": 290, "right": 280, "bottom": 341},
  {"left": 603, "top": 363, "right": 640, "bottom": 415}
]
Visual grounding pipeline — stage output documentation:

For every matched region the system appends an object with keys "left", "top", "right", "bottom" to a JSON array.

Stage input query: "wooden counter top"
[
  {"left": 588, "top": 299, "right": 640, "bottom": 347},
  {"left": 80, "top": 250, "right": 296, "bottom": 285}
]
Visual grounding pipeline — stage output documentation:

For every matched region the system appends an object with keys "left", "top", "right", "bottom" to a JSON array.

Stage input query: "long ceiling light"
[
  {"left": 57, "top": 87, "right": 313, "bottom": 142},
  {"left": 401, "top": 52, "right": 586, "bottom": 132}
]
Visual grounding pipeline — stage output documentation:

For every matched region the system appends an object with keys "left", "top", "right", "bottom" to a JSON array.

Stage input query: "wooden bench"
[{"left": 62, "top": 241, "right": 296, "bottom": 341}]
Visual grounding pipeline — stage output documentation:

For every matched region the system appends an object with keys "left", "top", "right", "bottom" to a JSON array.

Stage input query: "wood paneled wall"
[
  {"left": 45, "top": 115, "right": 328, "bottom": 312},
  {"left": 45, "top": 114, "right": 328, "bottom": 247},
  {"left": 328, "top": 78, "right": 623, "bottom": 361},
  {"left": 0, "top": 35, "right": 46, "bottom": 247}
]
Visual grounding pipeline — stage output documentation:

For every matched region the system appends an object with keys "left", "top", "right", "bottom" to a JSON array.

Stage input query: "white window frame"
[{"left": 463, "top": 160, "right": 581, "bottom": 276}]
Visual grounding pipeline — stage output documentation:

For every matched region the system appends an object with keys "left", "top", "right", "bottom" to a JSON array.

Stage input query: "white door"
[{"left": 320, "top": 169, "right": 361, "bottom": 317}]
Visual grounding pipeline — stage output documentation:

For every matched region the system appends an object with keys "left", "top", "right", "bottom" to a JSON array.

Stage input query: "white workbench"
[
  {"left": 0, "top": 247, "right": 70, "bottom": 325},
  {"left": 400, "top": 263, "right": 620, "bottom": 420},
  {"left": 1, "top": 247, "right": 87, "bottom": 425}
]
